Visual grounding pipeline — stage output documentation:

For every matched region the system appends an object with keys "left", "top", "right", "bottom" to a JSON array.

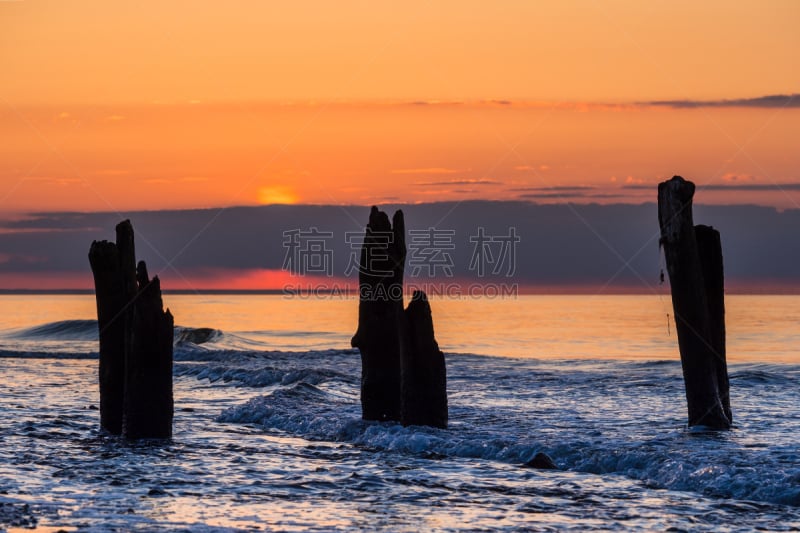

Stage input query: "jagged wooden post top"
[
  {"left": 351, "top": 206, "right": 447, "bottom": 428},
  {"left": 657, "top": 176, "right": 731, "bottom": 430},
  {"left": 351, "top": 206, "right": 406, "bottom": 422},
  {"left": 88, "top": 220, "right": 174, "bottom": 439}
]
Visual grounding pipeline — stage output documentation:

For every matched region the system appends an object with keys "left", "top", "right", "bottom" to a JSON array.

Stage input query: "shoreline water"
[
  {"left": 2, "top": 293, "right": 799, "bottom": 362},
  {"left": 1, "top": 294, "right": 799, "bottom": 530},
  {"left": 1, "top": 352, "right": 799, "bottom": 531}
]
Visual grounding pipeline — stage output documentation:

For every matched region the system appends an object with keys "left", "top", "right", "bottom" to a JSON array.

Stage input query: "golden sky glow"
[
  {"left": 1, "top": 0, "right": 799, "bottom": 213},
  {"left": 3, "top": 1, "right": 799, "bottom": 104},
  {"left": 2, "top": 102, "right": 798, "bottom": 212}
]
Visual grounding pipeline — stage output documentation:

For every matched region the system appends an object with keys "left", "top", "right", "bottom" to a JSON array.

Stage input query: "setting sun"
[{"left": 257, "top": 185, "right": 298, "bottom": 205}]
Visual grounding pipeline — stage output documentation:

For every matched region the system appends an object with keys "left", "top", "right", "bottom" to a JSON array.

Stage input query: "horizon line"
[{"left": 2, "top": 288, "right": 800, "bottom": 296}]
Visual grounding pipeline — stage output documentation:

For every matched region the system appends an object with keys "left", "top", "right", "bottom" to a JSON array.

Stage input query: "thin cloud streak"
[
  {"left": 645, "top": 94, "right": 800, "bottom": 109},
  {"left": 624, "top": 183, "right": 800, "bottom": 191},
  {"left": 414, "top": 179, "right": 503, "bottom": 186},
  {"left": 391, "top": 167, "right": 462, "bottom": 175},
  {"left": 404, "top": 94, "right": 800, "bottom": 110},
  {"left": 517, "top": 192, "right": 629, "bottom": 200},
  {"left": 510, "top": 186, "right": 597, "bottom": 192}
]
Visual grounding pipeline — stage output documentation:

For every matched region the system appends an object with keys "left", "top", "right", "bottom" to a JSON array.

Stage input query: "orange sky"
[{"left": 1, "top": 0, "right": 799, "bottom": 213}]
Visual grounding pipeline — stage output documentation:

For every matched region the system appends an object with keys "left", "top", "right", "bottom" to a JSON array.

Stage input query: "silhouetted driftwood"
[
  {"left": 88, "top": 220, "right": 174, "bottom": 438},
  {"left": 124, "top": 261, "right": 174, "bottom": 439},
  {"left": 351, "top": 207, "right": 406, "bottom": 422},
  {"left": 658, "top": 176, "right": 731, "bottom": 429},
  {"left": 401, "top": 290, "right": 447, "bottom": 428},
  {"left": 695, "top": 224, "right": 731, "bottom": 423},
  {"left": 351, "top": 207, "right": 449, "bottom": 426},
  {"left": 88, "top": 221, "right": 137, "bottom": 434},
  {"left": 88, "top": 240, "right": 125, "bottom": 434}
]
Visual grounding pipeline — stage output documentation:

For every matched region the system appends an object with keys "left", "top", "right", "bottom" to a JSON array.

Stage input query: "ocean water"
[{"left": 0, "top": 294, "right": 799, "bottom": 532}]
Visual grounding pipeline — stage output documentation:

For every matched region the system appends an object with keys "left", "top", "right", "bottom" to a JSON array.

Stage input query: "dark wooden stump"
[
  {"left": 123, "top": 261, "right": 174, "bottom": 439},
  {"left": 88, "top": 220, "right": 174, "bottom": 438},
  {"left": 351, "top": 207, "right": 406, "bottom": 422},
  {"left": 88, "top": 240, "right": 125, "bottom": 435},
  {"left": 401, "top": 290, "right": 447, "bottom": 428},
  {"left": 658, "top": 176, "right": 731, "bottom": 429},
  {"left": 695, "top": 224, "right": 731, "bottom": 424},
  {"left": 351, "top": 207, "right": 449, "bottom": 427},
  {"left": 88, "top": 220, "right": 137, "bottom": 435}
]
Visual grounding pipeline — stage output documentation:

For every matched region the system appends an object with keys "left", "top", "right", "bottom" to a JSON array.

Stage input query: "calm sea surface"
[
  {"left": 2, "top": 293, "right": 799, "bottom": 361},
  {"left": 0, "top": 294, "right": 798, "bottom": 531}
]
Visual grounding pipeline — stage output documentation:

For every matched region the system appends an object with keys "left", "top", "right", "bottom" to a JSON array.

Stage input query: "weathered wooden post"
[
  {"left": 124, "top": 261, "right": 174, "bottom": 439},
  {"left": 88, "top": 220, "right": 137, "bottom": 435},
  {"left": 351, "top": 207, "right": 449, "bottom": 427},
  {"left": 88, "top": 220, "right": 174, "bottom": 438},
  {"left": 401, "top": 290, "right": 447, "bottom": 428},
  {"left": 351, "top": 206, "right": 406, "bottom": 422},
  {"left": 658, "top": 176, "right": 731, "bottom": 429},
  {"left": 695, "top": 224, "right": 731, "bottom": 423}
]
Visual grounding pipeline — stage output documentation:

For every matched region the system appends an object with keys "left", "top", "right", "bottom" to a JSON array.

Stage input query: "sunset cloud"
[
  {"left": 721, "top": 173, "right": 758, "bottom": 183},
  {"left": 514, "top": 186, "right": 628, "bottom": 201},
  {"left": 510, "top": 186, "right": 596, "bottom": 193},
  {"left": 645, "top": 94, "right": 800, "bottom": 109},
  {"left": 391, "top": 168, "right": 461, "bottom": 175},
  {"left": 2, "top": 202, "right": 799, "bottom": 291},
  {"left": 623, "top": 182, "right": 800, "bottom": 191},
  {"left": 514, "top": 164, "right": 551, "bottom": 172},
  {"left": 517, "top": 192, "right": 628, "bottom": 200},
  {"left": 414, "top": 179, "right": 502, "bottom": 186}
]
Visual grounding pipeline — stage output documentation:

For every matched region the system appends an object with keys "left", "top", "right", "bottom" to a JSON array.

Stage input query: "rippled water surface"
[{"left": 1, "top": 295, "right": 799, "bottom": 531}]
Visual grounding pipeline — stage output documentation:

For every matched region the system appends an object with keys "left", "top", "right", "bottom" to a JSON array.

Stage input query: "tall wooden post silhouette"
[
  {"left": 351, "top": 207, "right": 406, "bottom": 422},
  {"left": 658, "top": 176, "right": 731, "bottom": 429},
  {"left": 89, "top": 220, "right": 174, "bottom": 438},
  {"left": 351, "top": 206, "right": 448, "bottom": 427},
  {"left": 88, "top": 221, "right": 137, "bottom": 435},
  {"left": 695, "top": 224, "right": 731, "bottom": 423},
  {"left": 402, "top": 290, "right": 447, "bottom": 428},
  {"left": 124, "top": 261, "right": 174, "bottom": 439}
]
